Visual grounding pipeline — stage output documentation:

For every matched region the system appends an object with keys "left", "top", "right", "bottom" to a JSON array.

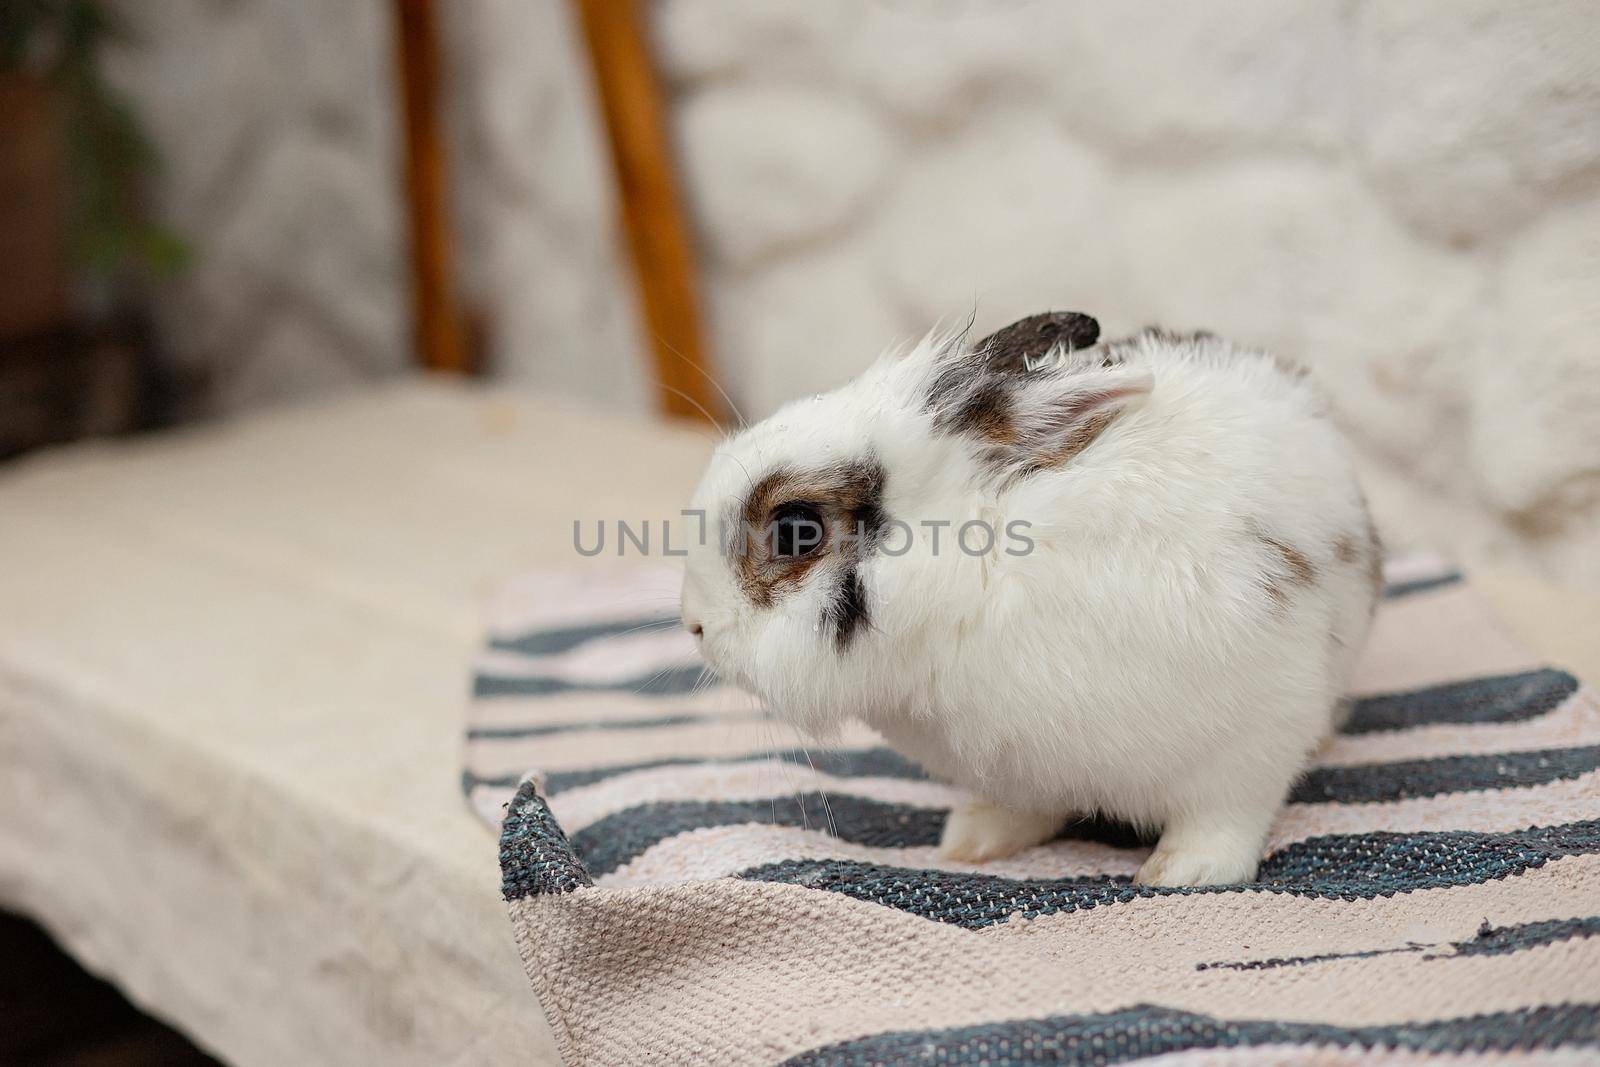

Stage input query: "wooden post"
[
  {"left": 394, "top": 0, "right": 470, "bottom": 374},
  {"left": 571, "top": 0, "right": 721, "bottom": 424}
]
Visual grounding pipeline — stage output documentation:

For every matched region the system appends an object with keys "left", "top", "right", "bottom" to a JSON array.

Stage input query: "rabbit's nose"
[{"left": 680, "top": 579, "right": 704, "bottom": 638}]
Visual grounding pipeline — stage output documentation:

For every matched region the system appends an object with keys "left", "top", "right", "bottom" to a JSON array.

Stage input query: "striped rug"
[{"left": 464, "top": 557, "right": 1600, "bottom": 1065}]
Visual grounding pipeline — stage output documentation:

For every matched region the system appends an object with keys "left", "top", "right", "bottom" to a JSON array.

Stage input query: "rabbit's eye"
[{"left": 771, "top": 502, "right": 826, "bottom": 558}]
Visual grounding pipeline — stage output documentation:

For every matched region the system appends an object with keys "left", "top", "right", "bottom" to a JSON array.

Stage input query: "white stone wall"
[
  {"left": 484, "top": 0, "right": 1600, "bottom": 587},
  {"left": 101, "top": 1, "right": 1600, "bottom": 588},
  {"left": 103, "top": 0, "right": 649, "bottom": 415},
  {"left": 103, "top": 0, "right": 409, "bottom": 412},
  {"left": 444, "top": 0, "right": 650, "bottom": 412}
]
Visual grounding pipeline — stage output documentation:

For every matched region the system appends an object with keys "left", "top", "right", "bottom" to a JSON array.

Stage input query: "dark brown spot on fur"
[
  {"left": 1334, "top": 534, "right": 1359, "bottom": 564},
  {"left": 924, "top": 360, "right": 969, "bottom": 415},
  {"left": 1264, "top": 578, "right": 1288, "bottom": 613},
  {"left": 930, "top": 312, "right": 1133, "bottom": 471},
  {"left": 1043, "top": 410, "right": 1114, "bottom": 467},
  {"left": 734, "top": 469, "right": 824, "bottom": 607},
  {"left": 1365, "top": 517, "right": 1384, "bottom": 601},
  {"left": 1267, "top": 537, "right": 1317, "bottom": 586},
  {"left": 975, "top": 311, "right": 1100, "bottom": 375},
  {"left": 939, "top": 379, "right": 1016, "bottom": 444},
  {"left": 830, "top": 568, "right": 869, "bottom": 650},
  {"left": 733, "top": 461, "right": 887, "bottom": 615},
  {"left": 925, "top": 311, "right": 1149, "bottom": 484},
  {"left": 927, "top": 312, "right": 1100, "bottom": 430},
  {"left": 1248, "top": 521, "right": 1317, "bottom": 613}
]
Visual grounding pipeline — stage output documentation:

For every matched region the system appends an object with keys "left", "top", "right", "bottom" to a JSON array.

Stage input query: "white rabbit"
[{"left": 680, "top": 312, "right": 1379, "bottom": 886}]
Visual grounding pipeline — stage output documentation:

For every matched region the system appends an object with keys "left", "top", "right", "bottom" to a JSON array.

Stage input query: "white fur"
[{"left": 681, "top": 329, "right": 1377, "bottom": 886}]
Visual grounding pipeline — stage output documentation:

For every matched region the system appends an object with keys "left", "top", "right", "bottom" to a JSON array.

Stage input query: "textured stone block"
[
  {"left": 875, "top": 110, "right": 1115, "bottom": 336},
  {"left": 455, "top": 0, "right": 615, "bottom": 229},
  {"left": 654, "top": 0, "right": 845, "bottom": 85},
  {"left": 218, "top": 315, "right": 368, "bottom": 411},
  {"left": 104, "top": 0, "right": 406, "bottom": 410},
  {"left": 1358, "top": 0, "right": 1600, "bottom": 244},
  {"left": 708, "top": 244, "right": 906, "bottom": 419},
  {"left": 1050, "top": 1, "right": 1352, "bottom": 156},
  {"left": 838, "top": 4, "right": 1057, "bottom": 123},
  {"left": 447, "top": 0, "right": 649, "bottom": 411},
  {"left": 1470, "top": 197, "right": 1600, "bottom": 518},
  {"left": 1115, "top": 163, "right": 1481, "bottom": 485},
  {"left": 679, "top": 86, "right": 894, "bottom": 268},
  {"left": 216, "top": 135, "right": 404, "bottom": 367},
  {"left": 486, "top": 218, "right": 651, "bottom": 413}
]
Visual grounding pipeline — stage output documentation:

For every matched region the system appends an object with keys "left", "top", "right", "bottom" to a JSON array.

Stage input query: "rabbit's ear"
[
  {"left": 925, "top": 310, "right": 1103, "bottom": 435},
  {"left": 925, "top": 309, "right": 1147, "bottom": 476},
  {"left": 1007, "top": 366, "right": 1153, "bottom": 469},
  {"left": 974, "top": 311, "right": 1100, "bottom": 374}
]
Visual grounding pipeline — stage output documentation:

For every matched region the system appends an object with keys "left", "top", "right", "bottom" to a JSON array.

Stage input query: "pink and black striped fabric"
[{"left": 464, "top": 558, "right": 1600, "bottom": 1065}]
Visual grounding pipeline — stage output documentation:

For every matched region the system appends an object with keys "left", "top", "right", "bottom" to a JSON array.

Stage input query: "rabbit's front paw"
[
  {"left": 1134, "top": 812, "right": 1270, "bottom": 887},
  {"left": 939, "top": 800, "right": 1062, "bottom": 863},
  {"left": 1134, "top": 843, "right": 1258, "bottom": 887}
]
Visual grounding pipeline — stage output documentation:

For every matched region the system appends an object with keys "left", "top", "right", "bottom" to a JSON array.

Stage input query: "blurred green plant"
[{"left": 1, "top": 0, "right": 188, "bottom": 279}]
